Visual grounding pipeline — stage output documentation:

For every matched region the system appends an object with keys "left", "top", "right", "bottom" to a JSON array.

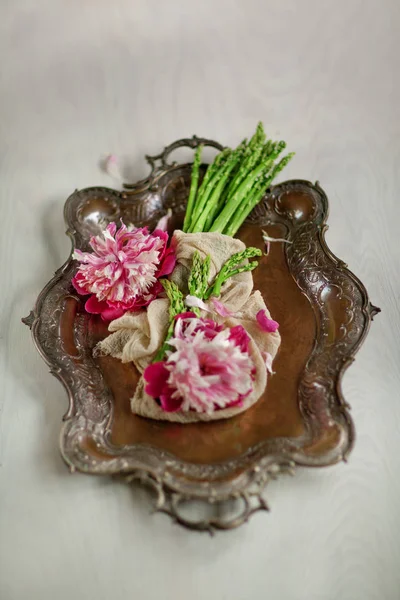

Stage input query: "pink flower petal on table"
[
  {"left": 185, "top": 295, "right": 210, "bottom": 312},
  {"left": 104, "top": 154, "right": 123, "bottom": 181},
  {"left": 211, "top": 298, "right": 234, "bottom": 317},
  {"left": 256, "top": 309, "right": 279, "bottom": 333}
]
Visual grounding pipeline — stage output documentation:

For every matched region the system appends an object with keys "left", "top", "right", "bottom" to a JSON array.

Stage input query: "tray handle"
[{"left": 123, "top": 136, "right": 225, "bottom": 189}]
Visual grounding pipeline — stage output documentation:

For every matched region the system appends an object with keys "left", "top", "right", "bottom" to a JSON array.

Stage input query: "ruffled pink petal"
[
  {"left": 151, "top": 229, "right": 169, "bottom": 262},
  {"left": 229, "top": 325, "right": 250, "bottom": 353},
  {"left": 201, "top": 319, "right": 224, "bottom": 340},
  {"left": 72, "top": 274, "right": 90, "bottom": 296},
  {"left": 256, "top": 310, "right": 279, "bottom": 332},
  {"left": 174, "top": 311, "right": 196, "bottom": 321},
  {"left": 152, "top": 229, "right": 169, "bottom": 249},
  {"left": 105, "top": 221, "right": 117, "bottom": 237}
]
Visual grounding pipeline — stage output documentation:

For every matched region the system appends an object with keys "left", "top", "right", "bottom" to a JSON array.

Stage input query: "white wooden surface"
[{"left": 1, "top": 1, "right": 399, "bottom": 599}]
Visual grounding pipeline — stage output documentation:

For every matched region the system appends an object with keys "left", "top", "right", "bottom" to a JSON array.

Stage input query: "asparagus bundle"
[{"left": 182, "top": 123, "right": 294, "bottom": 237}]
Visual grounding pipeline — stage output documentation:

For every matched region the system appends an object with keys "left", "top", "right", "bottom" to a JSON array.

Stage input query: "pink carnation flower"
[
  {"left": 72, "top": 221, "right": 176, "bottom": 321},
  {"left": 144, "top": 316, "right": 254, "bottom": 414}
]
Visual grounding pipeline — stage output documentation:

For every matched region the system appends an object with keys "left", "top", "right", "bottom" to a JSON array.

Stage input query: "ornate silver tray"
[{"left": 23, "top": 136, "right": 379, "bottom": 531}]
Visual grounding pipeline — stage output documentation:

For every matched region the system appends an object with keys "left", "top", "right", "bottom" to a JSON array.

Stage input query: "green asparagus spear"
[
  {"left": 152, "top": 279, "right": 186, "bottom": 362},
  {"left": 190, "top": 142, "right": 246, "bottom": 233},
  {"left": 187, "top": 148, "right": 231, "bottom": 231},
  {"left": 249, "top": 121, "right": 266, "bottom": 149},
  {"left": 225, "top": 152, "right": 295, "bottom": 236},
  {"left": 183, "top": 144, "right": 203, "bottom": 232},
  {"left": 222, "top": 134, "right": 266, "bottom": 202},
  {"left": 188, "top": 251, "right": 210, "bottom": 299},
  {"left": 204, "top": 247, "right": 262, "bottom": 299},
  {"left": 202, "top": 134, "right": 273, "bottom": 231},
  {"left": 208, "top": 161, "right": 267, "bottom": 233},
  {"left": 182, "top": 123, "right": 293, "bottom": 235}
]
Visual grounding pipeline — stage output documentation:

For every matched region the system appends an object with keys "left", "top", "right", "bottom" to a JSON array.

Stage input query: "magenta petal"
[
  {"left": 256, "top": 310, "right": 279, "bottom": 333},
  {"left": 101, "top": 306, "right": 125, "bottom": 321},
  {"left": 72, "top": 275, "right": 89, "bottom": 296},
  {"left": 144, "top": 362, "right": 170, "bottom": 398},
  {"left": 226, "top": 396, "right": 244, "bottom": 409},
  {"left": 175, "top": 311, "right": 196, "bottom": 321},
  {"left": 157, "top": 252, "right": 176, "bottom": 277},
  {"left": 152, "top": 229, "right": 168, "bottom": 244},
  {"left": 85, "top": 295, "right": 108, "bottom": 315},
  {"left": 106, "top": 222, "right": 117, "bottom": 237},
  {"left": 201, "top": 319, "right": 224, "bottom": 339},
  {"left": 159, "top": 393, "right": 183, "bottom": 412},
  {"left": 144, "top": 362, "right": 183, "bottom": 412},
  {"left": 229, "top": 325, "right": 250, "bottom": 353}
]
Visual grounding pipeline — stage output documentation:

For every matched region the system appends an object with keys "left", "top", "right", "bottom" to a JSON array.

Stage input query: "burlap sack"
[{"left": 97, "top": 231, "right": 281, "bottom": 422}]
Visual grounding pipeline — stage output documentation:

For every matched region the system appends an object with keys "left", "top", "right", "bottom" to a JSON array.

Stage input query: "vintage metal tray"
[{"left": 23, "top": 136, "right": 379, "bottom": 531}]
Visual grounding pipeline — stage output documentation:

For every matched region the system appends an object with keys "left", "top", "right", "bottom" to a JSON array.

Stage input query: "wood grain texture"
[{"left": 0, "top": 1, "right": 399, "bottom": 599}]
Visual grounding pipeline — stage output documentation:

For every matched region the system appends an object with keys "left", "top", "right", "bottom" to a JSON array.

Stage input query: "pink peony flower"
[
  {"left": 256, "top": 309, "right": 279, "bottom": 333},
  {"left": 144, "top": 316, "right": 254, "bottom": 414},
  {"left": 72, "top": 221, "right": 176, "bottom": 321}
]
